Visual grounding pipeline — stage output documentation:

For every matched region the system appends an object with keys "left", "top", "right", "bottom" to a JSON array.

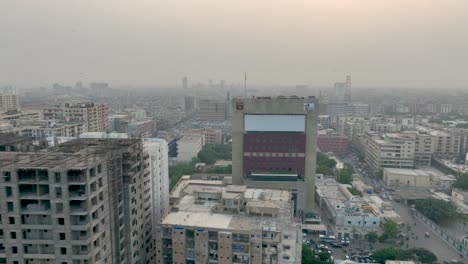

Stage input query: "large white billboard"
[{"left": 244, "top": 114, "right": 305, "bottom": 132}]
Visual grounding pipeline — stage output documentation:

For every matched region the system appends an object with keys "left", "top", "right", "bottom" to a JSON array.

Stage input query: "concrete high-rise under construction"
[
  {"left": 0, "top": 136, "right": 169, "bottom": 264},
  {"left": 231, "top": 96, "right": 319, "bottom": 218}
]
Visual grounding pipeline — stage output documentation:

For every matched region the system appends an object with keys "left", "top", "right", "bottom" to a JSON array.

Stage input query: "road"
[
  {"left": 329, "top": 153, "right": 465, "bottom": 262},
  {"left": 391, "top": 200, "right": 464, "bottom": 262}
]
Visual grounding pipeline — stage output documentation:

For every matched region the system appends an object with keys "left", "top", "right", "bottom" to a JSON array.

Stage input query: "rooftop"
[
  {"left": 163, "top": 178, "right": 298, "bottom": 231},
  {"left": 384, "top": 168, "right": 430, "bottom": 177},
  {"left": 0, "top": 133, "right": 32, "bottom": 145}
]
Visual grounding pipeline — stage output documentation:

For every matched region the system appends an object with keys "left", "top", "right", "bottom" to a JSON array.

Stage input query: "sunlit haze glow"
[{"left": 1, "top": 0, "right": 467, "bottom": 88}]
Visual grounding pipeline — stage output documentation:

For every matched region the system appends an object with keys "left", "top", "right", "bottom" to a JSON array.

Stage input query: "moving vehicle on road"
[
  {"left": 319, "top": 234, "right": 336, "bottom": 243},
  {"left": 425, "top": 232, "right": 429, "bottom": 238}
]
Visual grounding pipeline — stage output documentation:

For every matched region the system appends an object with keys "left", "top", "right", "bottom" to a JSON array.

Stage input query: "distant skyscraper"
[
  {"left": 332, "top": 75, "right": 351, "bottom": 102},
  {"left": 231, "top": 96, "right": 319, "bottom": 218},
  {"left": 345, "top": 75, "right": 351, "bottom": 102},
  {"left": 182, "top": 76, "right": 188, "bottom": 89}
]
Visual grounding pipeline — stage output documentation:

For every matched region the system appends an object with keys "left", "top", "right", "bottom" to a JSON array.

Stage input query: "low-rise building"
[
  {"left": 315, "top": 179, "right": 381, "bottom": 239},
  {"left": 18, "top": 120, "right": 86, "bottom": 139},
  {"left": 383, "top": 168, "right": 432, "bottom": 188},
  {"left": 177, "top": 134, "right": 204, "bottom": 162},
  {"left": 159, "top": 178, "right": 302, "bottom": 264},
  {"left": 452, "top": 189, "right": 468, "bottom": 215},
  {"left": 317, "top": 132, "right": 349, "bottom": 155}
]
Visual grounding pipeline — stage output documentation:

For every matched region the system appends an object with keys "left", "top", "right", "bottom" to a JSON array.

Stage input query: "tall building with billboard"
[{"left": 232, "top": 96, "right": 319, "bottom": 218}]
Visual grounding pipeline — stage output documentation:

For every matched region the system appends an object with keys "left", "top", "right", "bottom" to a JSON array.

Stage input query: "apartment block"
[
  {"left": 43, "top": 102, "right": 109, "bottom": 132},
  {"left": 0, "top": 138, "right": 165, "bottom": 264},
  {"left": 364, "top": 132, "right": 415, "bottom": 172},
  {"left": 198, "top": 100, "right": 226, "bottom": 121},
  {"left": 0, "top": 87, "right": 20, "bottom": 112},
  {"left": 232, "top": 96, "right": 319, "bottom": 217},
  {"left": 158, "top": 178, "right": 302, "bottom": 264},
  {"left": 143, "top": 138, "right": 170, "bottom": 263},
  {"left": 403, "top": 131, "right": 436, "bottom": 167},
  {"left": 430, "top": 130, "right": 461, "bottom": 158}
]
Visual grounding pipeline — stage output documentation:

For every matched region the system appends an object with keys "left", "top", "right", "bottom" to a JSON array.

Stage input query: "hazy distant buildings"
[
  {"left": 0, "top": 86, "right": 21, "bottom": 112},
  {"left": 43, "top": 102, "right": 109, "bottom": 132},
  {"left": 231, "top": 96, "right": 319, "bottom": 217},
  {"left": 182, "top": 76, "right": 188, "bottom": 89},
  {"left": 184, "top": 96, "right": 196, "bottom": 113},
  {"left": 198, "top": 99, "right": 226, "bottom": 121},
  {"left": 19, "top": 120, "right": 86, "bottom": 139}
]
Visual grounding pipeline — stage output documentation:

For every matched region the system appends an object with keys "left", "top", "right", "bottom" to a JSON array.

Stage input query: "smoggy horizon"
[{"left": 1, "top": 1, "right": 468, "bottom": 88}]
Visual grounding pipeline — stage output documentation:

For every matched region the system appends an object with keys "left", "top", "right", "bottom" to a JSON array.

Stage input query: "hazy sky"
[{"left": 1, "top": 0, "right": 468, "bottom": 88}]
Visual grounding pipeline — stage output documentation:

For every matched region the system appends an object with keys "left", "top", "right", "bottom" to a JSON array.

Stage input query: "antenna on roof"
[{"left": 244, "top": 72, "right": 247, "bottom": 98}]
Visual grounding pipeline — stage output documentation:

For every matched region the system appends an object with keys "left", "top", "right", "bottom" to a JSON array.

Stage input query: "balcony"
[
  {"left": 71, "top": 215, "right": 88, "bottom": 226},
  {"left": 67, "top": 170, "right": 86, "bottom": 183},
  {"left": 69, "top": 185, "right": 87, "bottom": 200},
  {"left": 233, "top": 244, "right": 249, "bottom": 254},
  {"left": 23, "top": 230, "right": 53, "bottom": 240},
  {"left": 232, "top": 234, "right": 250, "bottom": 244},
  {"left": 21, "top": 200, "right": 51, "bottom": 214},
  {"left": 71, "top": 231, "right": 89, "bottom": 240},
  {"left": 21, "top": 214, "right": 52, "bottom": 225},
  {"left": 70, "top": 200, "right": 88, "bottom": 214}
]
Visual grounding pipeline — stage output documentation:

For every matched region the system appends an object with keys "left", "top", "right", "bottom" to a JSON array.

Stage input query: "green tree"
[
  {"left": 197, "top": 144, "right": 232, "bottom": 164},
  {"left": 382, "top": 220, "right": 400, "bottom": 239},
  {"left": 169, "top": 162, "right": 195, "bottom": 190},
  {"left": 403, "top": 248, "right": 438, "bottom": 264},
  {"left": 415, "top": 198, "right": 457, "bottom": 223},
  {"left": 317, "top": 251, "right": 331, "bottom": 262},
  {"left": 347, "top": 187, "right": 363, "bottom": 197},
  {"left": 316, "top": 152, "right": 337, "bottom": 176},
  {"left": 373, "top": 247, "right": 402, "bottom": 263},
  {"left": 453, "top": 173, "right": 468, "bottom": 191},
  {"left": 302, "top": 244, "right": 316, "bottom": 264},
  {"left": 337, "top": 168, "right": 353, "bottom": 184},
  {"left": 357, "top": 152, "right": 365, "bottom": 162},
  {"left": 366, "top": 231, "right": 379, "bottom": 243}
]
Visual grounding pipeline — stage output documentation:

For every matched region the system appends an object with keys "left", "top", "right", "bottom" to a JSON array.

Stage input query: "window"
[
  {"left": 10, "top": 232, "right": 16, "bottom": 239},
  {"left": 97, "top": 165, "right": 102, "bottom": 173},
  {"left": 60, "top": 233, "right": 66, "bottom": 240},
  {"left": 58, "top": 218, "right": 65, "bottom": 225},
  {"left": 4, "top": 171, "right": 11, "bottom": 182},
  {"left": 12, "top": 246, "right": 17, "bottom": 254},
  {"left": 56, "top": 202, "right": 63, "bottom": 213},
  {"left": 61, "top": 247, "right": 67, "bottom": 254},
  {"left": 56, "top": 187, "right": 62, "bottom": 198},
  {"left": 6, "top": 187, "right": 12, "bottom": 197},
  {"left": 55, "top": 172, "right": 61, "bottom": 183},
  {"left": 7, "top": 202, "right": 14, "bottom": 212},
  {"left": 9, "top": 217, "right": 15, "bottom": 224}
]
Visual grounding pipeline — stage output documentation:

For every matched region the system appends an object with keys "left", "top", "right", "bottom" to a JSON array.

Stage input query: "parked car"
[{"left": 330, "top": 242, "right": 342, "bottom": 248}]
